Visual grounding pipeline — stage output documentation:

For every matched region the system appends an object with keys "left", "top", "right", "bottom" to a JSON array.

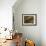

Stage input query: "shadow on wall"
[{"left": 12, "top": 0, "right": 24, "bottom": 10}]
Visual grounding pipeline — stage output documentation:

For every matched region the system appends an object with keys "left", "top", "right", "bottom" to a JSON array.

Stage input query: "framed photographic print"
[{"left": 22, "top": 14, "right": 37, "bottom": 26}]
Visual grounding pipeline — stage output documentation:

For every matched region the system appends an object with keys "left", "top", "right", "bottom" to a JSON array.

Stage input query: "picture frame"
[{"left": 22, "top": 14, "right": 37, "bottom": 26}]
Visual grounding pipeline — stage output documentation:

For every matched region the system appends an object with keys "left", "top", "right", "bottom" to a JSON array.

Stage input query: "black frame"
[{"left": 22, "top": 14, "right": 37, "bottom": 26}]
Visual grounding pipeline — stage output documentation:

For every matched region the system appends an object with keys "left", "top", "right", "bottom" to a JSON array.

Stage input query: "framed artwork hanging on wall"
[{"left": 22, "top": 14, "right": 37, "bottom": 26}]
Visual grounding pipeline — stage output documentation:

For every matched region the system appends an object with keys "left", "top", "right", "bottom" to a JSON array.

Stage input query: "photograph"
[{"left": 22, "top": 14, "right": 37, "bottom": 26}]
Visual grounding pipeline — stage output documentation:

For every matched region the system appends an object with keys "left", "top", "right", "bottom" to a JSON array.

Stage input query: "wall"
[
  {"left": 13, "top": 0, "right": 41, "bottom": 46},
  {"left": 0, "top": 0, "right": 46, "bottom": 46},
  {"left": 41, "top": 0, "right": 46, "bottom": 46},
  {"left": 0, "top": 0, "right": 16, "bottom": 39},
  {"left": 0, "top": 0, "right": 16, "bottom": 30}
]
